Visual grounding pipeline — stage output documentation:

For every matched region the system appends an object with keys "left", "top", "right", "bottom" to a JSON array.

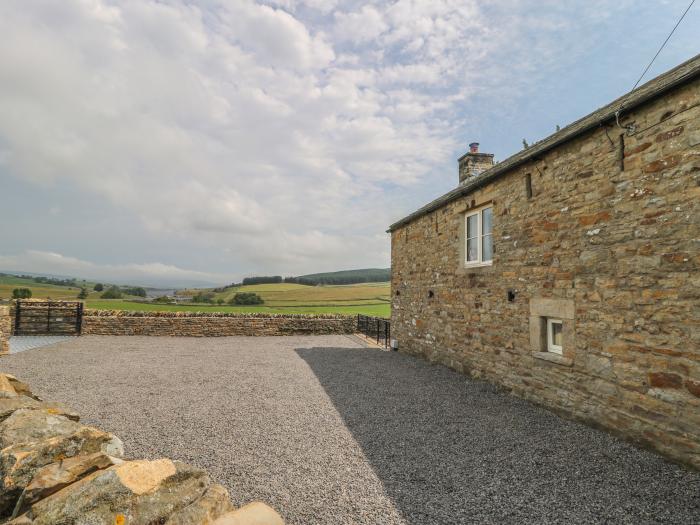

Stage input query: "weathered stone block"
[
  {"left": 13, "top": 452, "right": 122, "bottom": 516},
  {"left": 17, "top": 459, "right": 209, "bottom": 524},
  {"left": 213, "top": 502, "right": 285, "bottom": 525},
  {"left": 0, "top": 426, "right": 123, "bottom": 517},
  {"left": 164, "top": 484, "right": 233, "bottom": 524},
  {"left": 649, "top": 372, "right": 683, "bottom": 389}
]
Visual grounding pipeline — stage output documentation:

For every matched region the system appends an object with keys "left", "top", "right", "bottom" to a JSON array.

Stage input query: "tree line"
[{"left": 218, "top": 269, "right": 392, "bottom": 289}]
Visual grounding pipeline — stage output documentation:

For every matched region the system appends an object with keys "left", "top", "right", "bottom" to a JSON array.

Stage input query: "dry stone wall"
[
  {"left": 0, "top": 372, "right": 284, "bottom": 524},
  {"left": 391, "top": 78, "right": 700, "bottom": 467},
  {"left": 0, "top": 306, "right": 10, "bottom": 355},
  {"left": 82, "top": 310, "right": 355, "bottom": 337}
]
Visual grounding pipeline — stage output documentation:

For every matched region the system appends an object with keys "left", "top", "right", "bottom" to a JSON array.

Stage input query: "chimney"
[{"left": 458, "top": 141, "right": 494, "bottom": 184}]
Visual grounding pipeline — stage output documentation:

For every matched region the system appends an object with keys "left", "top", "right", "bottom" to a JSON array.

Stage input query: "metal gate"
[
  {"left": 13, "top": 301, "right": 83, "bottom": 336},
  {"left": 357, "top": 314, "right": 391, "bottom": 349}
]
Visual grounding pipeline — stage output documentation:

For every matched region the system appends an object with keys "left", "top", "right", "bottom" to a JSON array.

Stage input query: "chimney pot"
[{"left": 458, "top": 142, "right": 494, "bottom": 185}]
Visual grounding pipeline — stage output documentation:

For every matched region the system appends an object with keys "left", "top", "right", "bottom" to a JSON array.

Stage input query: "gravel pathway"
[
  {"left": 1, "top": 336, "right": 698, "bottom": 524},
  {"left": 9, "top": 335, "right": 77, "bottom": 354}
]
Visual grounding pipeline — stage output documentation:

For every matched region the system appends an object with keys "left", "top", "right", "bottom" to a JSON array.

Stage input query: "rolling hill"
[{"left": 288, "top": 268, "right": 390, "bottom": 285}]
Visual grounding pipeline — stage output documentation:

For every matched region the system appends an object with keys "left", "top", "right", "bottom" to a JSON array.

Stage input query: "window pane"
[
  {"left": 467, "top": 238, "right": 478, "bottom": 261},
  {"left": 482, "top": 207, "right": 493, "bottom": 235},
  {"left": 467, "top": 214, "right": 478, "bottom": 239},
  {"left": 551, "top": 322, "right": 562, "bottom": 346},
  {"left": 482, "top": 234, "right": 493, "bottom": 261}
]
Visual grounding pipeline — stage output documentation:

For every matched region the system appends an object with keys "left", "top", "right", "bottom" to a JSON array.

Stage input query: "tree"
[
  {"left": 12, "top": 288, "right": 32, "bottom": 299},
  {"left": 77, "top": 287, "right": 88, "bottom": 299},
  {"left": 242, "top": 276, "right": 282, "bottom": 285},
  {"left": 101, "top": 286, "right": 123, "bottom": 299},
  {"left": 94, "top": 283, "right": 104, "bottom": 292},
  {"left": 216, "top": 298, "right": 225, "bottom": 305},
  {"left": 228, "top": 292, "right": 264, "bottom": 305},
  {"left": 192, "top": 292, "right": 215, "bottom": 303},
  {"left": 123, "top": 287, "right": 147, "bottom": 297}
]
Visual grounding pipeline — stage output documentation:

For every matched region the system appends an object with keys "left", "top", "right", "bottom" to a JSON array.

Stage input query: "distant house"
[{"left": 388, "top": 54, "right": 700, "bottom": 467}]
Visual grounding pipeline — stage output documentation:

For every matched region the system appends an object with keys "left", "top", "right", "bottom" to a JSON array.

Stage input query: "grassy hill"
[
  {"left": 91, "top": 282, "right": 391, "bottom": 317},
  {"left": 0, "top": 274, "right": 142, "bottom": 303},
  {"left": 0, "top": 274, "right": 88, "bottom": 301},
  {"left": 1, "top": 272, "right": 392, "bottom": 317}
]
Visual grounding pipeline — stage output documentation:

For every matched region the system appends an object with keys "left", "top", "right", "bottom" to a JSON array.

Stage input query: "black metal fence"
[{"left": 357, "top": 314, "right": 392, "bottom": 349}]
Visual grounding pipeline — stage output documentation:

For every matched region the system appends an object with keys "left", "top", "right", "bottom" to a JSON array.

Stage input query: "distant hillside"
[{"left": 286, "top": 268, "right": 390, "bottom": 286}]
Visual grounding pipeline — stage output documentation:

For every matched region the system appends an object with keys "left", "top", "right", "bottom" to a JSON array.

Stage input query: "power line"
[{"left": 630, "top": 0, "right": 696, "bottom": 92}]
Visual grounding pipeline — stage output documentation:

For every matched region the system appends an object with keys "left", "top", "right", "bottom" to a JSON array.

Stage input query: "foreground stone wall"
[
  {"left": 0, "top": 372, "right": 284, "bottom": 524},
  {"left": 0, "top": 306, "right": 10, "bottom": 355},
  {"left": 391, "top": 78, "right": 700, "bottom": 467},
  {"left": 82, "top": 311, "right": 356, "bottom": 337}
]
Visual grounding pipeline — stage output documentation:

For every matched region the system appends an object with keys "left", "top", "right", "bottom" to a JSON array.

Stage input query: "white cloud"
[
  {"left": 1, "top": 0, "right": 687, "bottom": 283},
  {"left": 334, "top": 6, "right": 388, "bottom": 43},
  {"left": 0, "top": 251, "right": 226, "bottom": 287}
]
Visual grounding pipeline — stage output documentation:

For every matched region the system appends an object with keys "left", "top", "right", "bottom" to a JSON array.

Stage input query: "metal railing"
[{"left": 357, "top": 314, "right": 391, "bottom": 349}]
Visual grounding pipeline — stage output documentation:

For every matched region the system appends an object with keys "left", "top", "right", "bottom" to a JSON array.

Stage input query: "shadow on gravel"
[{"left": 295, "top": 346, "right": 700, "bottom": 525}]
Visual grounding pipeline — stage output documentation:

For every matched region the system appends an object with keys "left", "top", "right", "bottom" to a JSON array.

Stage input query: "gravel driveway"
[{"left": 1, "top": 336, "right": 697, "bottom": 524}]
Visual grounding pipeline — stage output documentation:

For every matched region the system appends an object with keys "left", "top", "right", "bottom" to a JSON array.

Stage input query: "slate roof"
[{"left": 388, "top": 53, "right": 700, "bottom": 232}]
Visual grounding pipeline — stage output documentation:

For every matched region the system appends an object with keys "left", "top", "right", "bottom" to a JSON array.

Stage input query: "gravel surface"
[
  {"left": 9, "top": 336, "right": 76, "bottom": 354},
  {"left": 2, "top": 336, "right": 698, "bottom": 524}
]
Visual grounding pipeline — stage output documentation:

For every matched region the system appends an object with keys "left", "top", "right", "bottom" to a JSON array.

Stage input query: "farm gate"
[{"left": 13, "top": 301, "right": 83, "bottom": 336}]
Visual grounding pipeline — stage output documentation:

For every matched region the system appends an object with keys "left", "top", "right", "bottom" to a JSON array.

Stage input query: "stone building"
[{"left": 388, "top": 55, "right": 700, "bottom": 467}]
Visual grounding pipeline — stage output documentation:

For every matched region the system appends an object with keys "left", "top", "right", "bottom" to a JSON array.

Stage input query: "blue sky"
[{"left": 0, "top": 0, "right": 698, "bottom": 286}]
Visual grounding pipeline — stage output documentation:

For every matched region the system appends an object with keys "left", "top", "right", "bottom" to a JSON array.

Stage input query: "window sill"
[
  {"left": 457, "top": 263, "right": 495, "bottom": 275},
  {"left": 532, "top": 352, "right": 573, "bottom": 367},
  {"left": 463, "top": 261, "right": 493, "bottom": 268}
]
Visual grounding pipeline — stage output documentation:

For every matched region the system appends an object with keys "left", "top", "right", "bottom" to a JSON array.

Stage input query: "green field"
[
  {"left": 0, "top": 276, "right": 391, "bottom": 317},
  {"left": 0, "top": 275, "right": 96, "bottom": 301},
  {"left": 0, "top": 275, "right": 143, "bottom": 303},
  {"left": 90, "top": 282, "right": 391, "bottom": 317},
  {"left": 85, "top": 301, "right": 390, "bottom": 317}
]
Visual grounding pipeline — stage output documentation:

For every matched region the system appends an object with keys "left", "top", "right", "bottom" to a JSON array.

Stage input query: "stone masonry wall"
[
  {"left": 0, "top": 372, "right": 284, "bottom": 524},
  {"left": 82, "top": 311, "right": 356, "bottom": 337},
  {"left": 0, "top": 306, "right": 10, "bottom": 355},
  {"left": 391, "top": 79, "right": 700, "bottom": 467}
]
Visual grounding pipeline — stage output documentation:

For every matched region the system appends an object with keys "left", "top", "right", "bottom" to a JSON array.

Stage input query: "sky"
[{"left": 0, "top": 0, "right": 698, "bottom": 287}]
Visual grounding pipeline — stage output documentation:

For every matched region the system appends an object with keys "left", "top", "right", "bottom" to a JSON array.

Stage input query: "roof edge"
[{"left": 388, "top": 53, "right": 700, "bottom": 232}]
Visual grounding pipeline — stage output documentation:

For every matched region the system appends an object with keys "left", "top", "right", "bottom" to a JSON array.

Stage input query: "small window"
[
  {"left": 464, "top": 206, "right": 493, "bottom": 266},
  {"left": 546, "top": 318, "right": 563, "bottom": 354}
]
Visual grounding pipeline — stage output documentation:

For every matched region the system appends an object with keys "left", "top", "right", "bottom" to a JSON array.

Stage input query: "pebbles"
[{"left": 2, "top": 336, "right": 698, "bottom": 524}]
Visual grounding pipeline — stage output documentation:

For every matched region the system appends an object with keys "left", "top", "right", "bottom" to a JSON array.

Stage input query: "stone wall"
[
  {"left": 82, "top": 311, "right": 356, "bottom": 337},
  {"left": 0, "top": 306, "right": 10, "bottom": 355},
  {"left": 0, "top": 372, "right": 284, "bottom": 524},
  {"left": 390, "top": 78, "right": 700, "bottom": 467}
]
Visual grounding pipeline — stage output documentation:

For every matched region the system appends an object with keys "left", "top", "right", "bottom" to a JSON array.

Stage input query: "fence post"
[
  {"left": 76, "top": 302, "right": 84, "bottom": 336},
  {"left": 46, "top": 302, "right": 52, "bottom": 333}
]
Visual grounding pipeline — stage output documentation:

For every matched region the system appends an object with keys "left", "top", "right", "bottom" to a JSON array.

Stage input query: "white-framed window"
[
  {"left": 546, "top": 318, "right": 563, "bottom": 355},
  {"left": 464, "top": 206, "right": 493, "bottom": 266}
]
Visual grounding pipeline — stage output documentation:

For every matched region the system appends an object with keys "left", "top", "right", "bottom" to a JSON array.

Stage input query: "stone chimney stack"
[{"left": 458, "top": 142, "right": 494, "bottom": 185}]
